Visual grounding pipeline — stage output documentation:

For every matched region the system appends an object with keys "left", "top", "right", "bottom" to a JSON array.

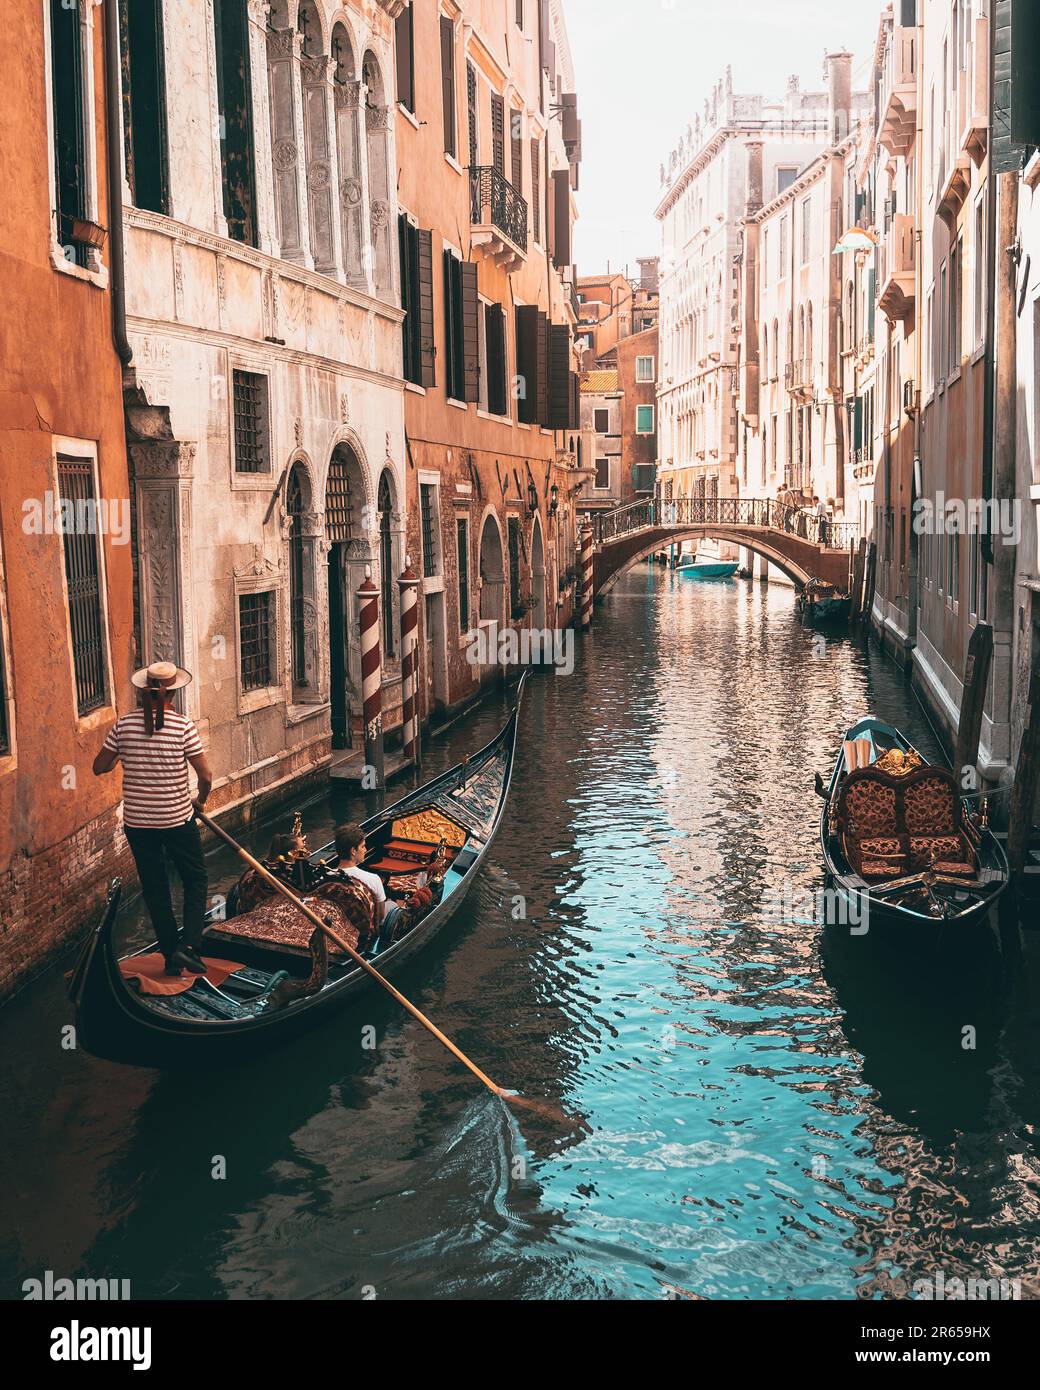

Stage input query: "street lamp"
[
  {"left": 527, "top": 479, "right": 539, "bottom": 516},
  {"left": 549, "top": 483, "right": 559, "bottom": 516}
]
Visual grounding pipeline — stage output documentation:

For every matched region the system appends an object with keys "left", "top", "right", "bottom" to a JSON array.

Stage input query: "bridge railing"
[{"left": 590, "top": 496, "right": 859, "bottom": 552}]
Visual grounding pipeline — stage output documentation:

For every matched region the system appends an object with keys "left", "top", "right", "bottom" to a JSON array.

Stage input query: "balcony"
[
  {"left": 957, "top": 14, "right": 989, "bottom": 166},
  {"left": 784, "top": 359, "right": 810, "bottom": 397},
  {"left": 878, "top": 213, "right": 916, "bottom": 326},
  {"left": 469, "top": 166, "right": 528, "bottom": 272},
  {"left": 878, "top": 26, "right": 917, "bottom": 158},
  {"left": 937, "top": 107, "right": 972, "bottom": 227}
]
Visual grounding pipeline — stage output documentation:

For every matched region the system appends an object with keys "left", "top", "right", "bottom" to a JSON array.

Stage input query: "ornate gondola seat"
[{"left": 836, "top": 759, "right": 975, "bottom": 881}]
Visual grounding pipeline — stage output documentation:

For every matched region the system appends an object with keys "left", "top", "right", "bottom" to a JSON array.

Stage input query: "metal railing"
[
  {"left": 590, "top": 495, "right": 859, "bottom": 552},
  {"left": 469, "top": 166, "right": 528, "bottom": 254}
]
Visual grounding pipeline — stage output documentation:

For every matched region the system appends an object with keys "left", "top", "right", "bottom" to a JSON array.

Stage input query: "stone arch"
[
  {"left": 323, "top": 438, "right": 371, "bottom": 747},
  {"left": 597, "top": 528, "right": 815, "bottom": 598},
  {"left": 477, "top": 508, "right": 506, "bottom": 626},
  {"left": 296, "top": 0, "right": 326, "bottom": 56},
  {"left": 530, "top": 514, "right": 547, "bottom": 629}
]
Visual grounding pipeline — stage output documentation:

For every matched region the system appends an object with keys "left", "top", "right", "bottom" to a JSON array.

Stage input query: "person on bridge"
[
  {"left": 92, "top": 661, "right": 212, "bottom": 977},
  {"left": 814, "top": 495, "right": 830, "bottom": 545}
]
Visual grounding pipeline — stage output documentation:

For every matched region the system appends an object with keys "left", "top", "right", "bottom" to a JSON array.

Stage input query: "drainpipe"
[
  {"left": 908, "top": 4, "right": 925, "bottom": 648},
  {"left": 104, "top": 0, "right": 133, "bottom": 366}
]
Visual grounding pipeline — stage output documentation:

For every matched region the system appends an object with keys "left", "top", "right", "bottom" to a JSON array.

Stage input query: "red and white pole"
[
  {"left": 580, "top": 523, "right": 595, "bottom": 630},
  {"left": 398, "top": 555, "right": 420, "bottom": 768},
  {"left": 358, "top": 565, "right": 384, "bottom": 788}
]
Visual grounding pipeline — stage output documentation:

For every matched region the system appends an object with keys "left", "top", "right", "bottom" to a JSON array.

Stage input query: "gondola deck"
[
  {"left": 818, "top": 716, "right": 1009, "bottom": 933},
  {"left": 68, "top": 676, "right": 526, "bottom": 1066}
]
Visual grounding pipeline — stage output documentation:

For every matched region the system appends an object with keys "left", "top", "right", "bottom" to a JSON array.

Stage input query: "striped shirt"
[{"left": 103, "top": 709, "right": 204, "bottom": 829}]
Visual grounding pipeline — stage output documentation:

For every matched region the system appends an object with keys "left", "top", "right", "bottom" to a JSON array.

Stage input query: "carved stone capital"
[
  {"left": 365, "top": 103, "right": 392, "bottom": 131},
  {"left": 334, "top": 79, "right": 364, "bottom": 110},
  {"left": 130, "top": 441, "right": 197, "bottom": 480},
  {"left": 301, "top": 54, "right": 331, "bottom": 85},
  {"left": 266, "top": 26, "right": 298, "bottom": 59}
]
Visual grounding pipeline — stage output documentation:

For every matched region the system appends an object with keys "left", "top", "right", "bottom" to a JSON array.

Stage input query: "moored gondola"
[
  {"left": 69, "top": 676, "right": 527, "bottom": 1067},
  {"left": 816, "top": 716, "right": 1009, "bottom": 933}
]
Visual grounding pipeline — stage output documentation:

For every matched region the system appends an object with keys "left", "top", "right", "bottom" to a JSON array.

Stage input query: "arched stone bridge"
[{"left": 587, "top": 497, "right": 859, "bottom": 599}]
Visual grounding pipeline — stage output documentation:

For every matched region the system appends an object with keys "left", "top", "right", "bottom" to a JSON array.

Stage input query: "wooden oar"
[{"left": 195, "top": 809, "right": 571, "bottom": 1125}]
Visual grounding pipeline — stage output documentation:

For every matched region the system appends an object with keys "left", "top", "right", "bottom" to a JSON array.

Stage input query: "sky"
[{"left": 565, "top": 0, "right": 886, "bottom": 277}]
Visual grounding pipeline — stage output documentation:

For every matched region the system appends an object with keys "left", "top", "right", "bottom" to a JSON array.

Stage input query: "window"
[
  {"left": 594, "top": 458, "right": 610, "bottom": 489},
  {"left": 239, "top": 590, "right": 275, "bottom": 691},
  {"left": 974, "top": 193, "right": 986, "bottom": 346},
  {"left": 440, "top": 15, "right": 456, "bottom": 158},
  {"left": 507, "top": 517, "right": 522, "bottom": 614},
  {"left": 636, "top": 405, "right": 655, "bottom": 434},
  {"left": 57, "top": 456, "right": 108, "bottom": 716},
  {"left": 947, "top": 531, "right": 960, "bottom": 604},
  {"left": 213, "top": 0, "right": 257, "bottom": 246},
  {"left": 949, "top": 237, "right": 962, "bottom": 372},
  {"left": 49, "top": 0, "right": 88, "bottom": 265},
  {"left": 594, "top": 407, "right": 609, "bottom": 434},
  {"left": 467, "top": 62, "right": 479, "bottom": 167},
  {"left": 938, "top": 260, "right": 948, "bottom": 381},
  {"left": 443, "top": 250, "right": 478, "bottom": 402},
  {"left": 395, "top": 3, "right": 415, "bottom": 112},
  {"left": 491, "top": 92, "right": 506, "bottom": 175},
  {"left": 399, "top": 216, "right": 434, "bottom": 386},
  {"left": 118, "top": 0, "right": 169, "bottom": 215},
  {"left": 777, "top": 167, "right": 798, "bottom": 195},
  {"left": 232, "top": 370, "right": 270, "bottom": 473},
  {"left": 530, "top": 137, "right": 541, "bottom": 241},
  {"left": 511, "top": 107, "right": 523, "bottom": 196},
  {"left": 801, "top": 197, "right": 811, "bottom": 264},
  {"left": 287, "top": 467, "right": 307, "bottom": 692},
  {"left": 377, "top": 471, "right": 395, "bottom": 656},
  {"left": 636, "top": 356, "right": 655, "bottom": 382},
  {"left": 484, "top": 303, "right": 508, "bottom": 415},
  {"left": 516, "top": 0, "right": 525, "bottom": 26},
  {"left": 778, "top": 214, "right": 789, "bottom": 274},
  {"left": 420, "top": 483, "right": 438, "bottom": 578},
  {"left": 457, "top": 518, "right": 470, "bottom": 632}
]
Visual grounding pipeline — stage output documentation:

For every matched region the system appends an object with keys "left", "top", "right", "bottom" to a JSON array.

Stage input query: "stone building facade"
[
  {"left": 393, "top": 0, "right": 581, "bottom": 715},
  {"left": 0, "top": 0, "right": 136, "bottom": 994},
  {"left": 119, "top": 0, "right": 408, "bottom": 810}
]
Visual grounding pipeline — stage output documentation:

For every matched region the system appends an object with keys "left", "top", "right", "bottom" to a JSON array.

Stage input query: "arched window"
[
  {"left": 213, "top": 0, "right": 257, "bottom": 245},
  {"left": 287, "top": 465, "right": 307, "bottom": 692},
  {"left": 771, "top": 320, "right": 778, "bottom": 380},
  {"left": 378, "top": 470, "right": 395, "bottom": 656},
  {"left": 806, "top": 303, "right": 814, "bottom": 381},
  {"left": 119, "top": 0, "right": 169, "bottom": 214},
  {"left": 761, "top": 328, "right": 768, "bottom": 382},
  {"left": 363, "top": 51, "right": 393, "bottom": 296}
]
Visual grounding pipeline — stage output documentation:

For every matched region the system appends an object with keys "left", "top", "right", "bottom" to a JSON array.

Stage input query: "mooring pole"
[
  {"left": 358, "top": 565, "right": 384, "bottom": 790},
  {"left": 1008, "top": 666, "right": 1040, "bottom": 887},
  {"left": 580, "top": 524, "right": 595, "bottom": 630},
  {"left": 861, "top": 542, "right": 877, "bottom": 629},
  {"left": 398, "top": 556, "right": 420, "bottom": 770},
  {"left": 953, "top": 622, "right": 993, "bottom": 792}
]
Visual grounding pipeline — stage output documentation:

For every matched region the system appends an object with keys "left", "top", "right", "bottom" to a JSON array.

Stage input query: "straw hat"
[{"left": 131, "top": 660, "right": 193, "bottom": 692}]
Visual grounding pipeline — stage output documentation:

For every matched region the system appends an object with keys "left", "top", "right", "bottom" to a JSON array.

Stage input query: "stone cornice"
[
  {"left": 750, "top": 138, "right": 853, "bottom": 224},
  {"left": 655, "top": 131, "right": 731, "bottom": 220}
]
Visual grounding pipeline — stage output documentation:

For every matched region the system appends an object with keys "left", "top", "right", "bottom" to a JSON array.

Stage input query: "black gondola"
[
  {"left": 69, "top": 676, "right": 527, "bottom": 1067},
  {"left": 816, "top": 716, "right": 1009, "bottom": 933}
]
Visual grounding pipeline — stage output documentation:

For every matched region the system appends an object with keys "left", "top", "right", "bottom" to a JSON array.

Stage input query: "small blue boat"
[{"left": 676, "top": 560, "right": 739, "bottom": 580}]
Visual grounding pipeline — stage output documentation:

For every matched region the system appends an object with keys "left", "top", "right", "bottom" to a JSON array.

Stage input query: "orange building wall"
[{"left": 0, "top": 5, "right": 135, "bottom": 995}]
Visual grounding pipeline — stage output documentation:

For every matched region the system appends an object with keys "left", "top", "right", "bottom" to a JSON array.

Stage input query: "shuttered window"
[
  {"left": 467, "top": 62, "right": 479, "bottom": 166},
  {"left": 118, "top": 0, "right": 169, "bottom": 215},
  {"left": 444, "top": 251, "right": 479, "bottom": 403},
  {"left": 548, "top": 323, "right": 571, "bottom": 429},
  {"left": 395, "top": 3, "right": 415, "bottom": 113},
  {"left": 440, "top": 15, "right": 456, "bottom": 158},
  {"left": 213, "top": 0, "right": 257, "bottom": 247},
  {"left": 399, "top": 217, "right": 435, "bottom": 387},
  {"left": 57, "top": 458, "right": 108, "bottom": 716},
  {"left": 552, "top": 168, "right": 571, "bottom": 268},
  {"left": 491, "top": 92, "right": 505, "bottom": 175},
  {"left": 50, "top": 0, "right": 87, "bottom": 264},
  {"left": 485, "top": 303, "right": 508, "bottom": 416},
  {"left": 508, "top": 518, "right": 522, "bottom": 615},
  {"left": 510, "top": 107, "right": 523, "bottom": 194},
  {"left": 515, "top": 305, "right": 548, "bottom": 425},
  {"left": 530, "top": 138, "right": 541, "bottom": 241}
]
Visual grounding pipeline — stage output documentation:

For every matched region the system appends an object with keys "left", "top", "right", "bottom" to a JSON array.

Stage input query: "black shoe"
[{"left": 165, "top": 948, "right": 207, "bottom": 976}]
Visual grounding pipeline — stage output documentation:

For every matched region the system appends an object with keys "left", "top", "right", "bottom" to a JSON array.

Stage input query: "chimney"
[
  {"left": 745, "top": 140, "right": 764, "bottom": 217},
  {"left": 637, "top": 257, "right": 660, "bottom": 294},
  {"left": 825, "top": 50, "right": 853, "bottom": 144}
]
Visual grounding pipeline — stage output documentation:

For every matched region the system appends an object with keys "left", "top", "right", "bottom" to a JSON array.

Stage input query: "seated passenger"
[{"left": 333, "top": 823, "right": 434, "bottom": 954}]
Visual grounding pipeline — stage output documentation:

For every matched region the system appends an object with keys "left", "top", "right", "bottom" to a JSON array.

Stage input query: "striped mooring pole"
[
  {"left": 580, "top": 523, "right": 595, "bottom": 630},
  {"left": 398, "top": 555, "right": 420, "bottom": 768},
  {"left": 358, "top": 565, "right": 384, "bottom": 789}
]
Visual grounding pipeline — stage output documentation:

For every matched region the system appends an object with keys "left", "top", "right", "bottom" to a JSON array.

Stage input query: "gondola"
[
  {"left": 69, "top": 675, "right": 527, "bottom": 1067},
  {"left": 798, "top": 580, "right": 850, "bottom": 626},
  {"left": 815, "top": 716, "right": 1009, "bottom": 933}
]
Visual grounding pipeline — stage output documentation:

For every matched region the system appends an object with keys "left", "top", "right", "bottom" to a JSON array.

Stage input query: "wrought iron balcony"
[{"left": 469, "top": 166, "right": 528, "bottom": 271}]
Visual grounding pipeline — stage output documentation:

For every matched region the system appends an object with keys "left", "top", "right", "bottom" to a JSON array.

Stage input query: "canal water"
[{"left": 2, "top": 567, "right": 1039, "bottom": 1301}]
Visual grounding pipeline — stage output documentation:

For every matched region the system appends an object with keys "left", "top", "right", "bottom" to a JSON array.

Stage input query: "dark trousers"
[{"left": 124, "top": 818, "right": 208, "bottom": 958}]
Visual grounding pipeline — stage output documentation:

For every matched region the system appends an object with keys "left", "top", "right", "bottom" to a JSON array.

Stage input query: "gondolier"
[{"left": 92, "top": 662, "right": 213, "bottom": 977}]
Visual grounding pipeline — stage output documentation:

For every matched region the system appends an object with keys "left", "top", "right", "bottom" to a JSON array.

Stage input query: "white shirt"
[
  {"left": 343, "top": 865, "right": 391, "bottom": 920},
  {"left": 102, "top": 708, "right": 203, "bottom": 829}
]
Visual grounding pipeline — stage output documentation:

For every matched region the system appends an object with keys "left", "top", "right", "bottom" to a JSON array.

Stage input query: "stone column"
[
  {"left": 266, "top": 25, "right": 307, "bottom": 264},
  {"left": 246, "top": 0, "right": 277, "bottom": 256},
  {"left": 300, "top": 55, "right": 339, "bottom": 276},
  {"left": 334, "top": 79, "right": 368, "bottom": 288},
  {"left": 365, "top": 102, "right": 395, "bottom": 299},
  {"left": 131, "top": 441, "right": 201, "bottom": 721}
]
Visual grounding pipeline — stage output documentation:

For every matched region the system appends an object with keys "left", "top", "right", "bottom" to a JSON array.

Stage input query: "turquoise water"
[{"left": 1, "top": 566, "right": 1037, "bottom": 1300}]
